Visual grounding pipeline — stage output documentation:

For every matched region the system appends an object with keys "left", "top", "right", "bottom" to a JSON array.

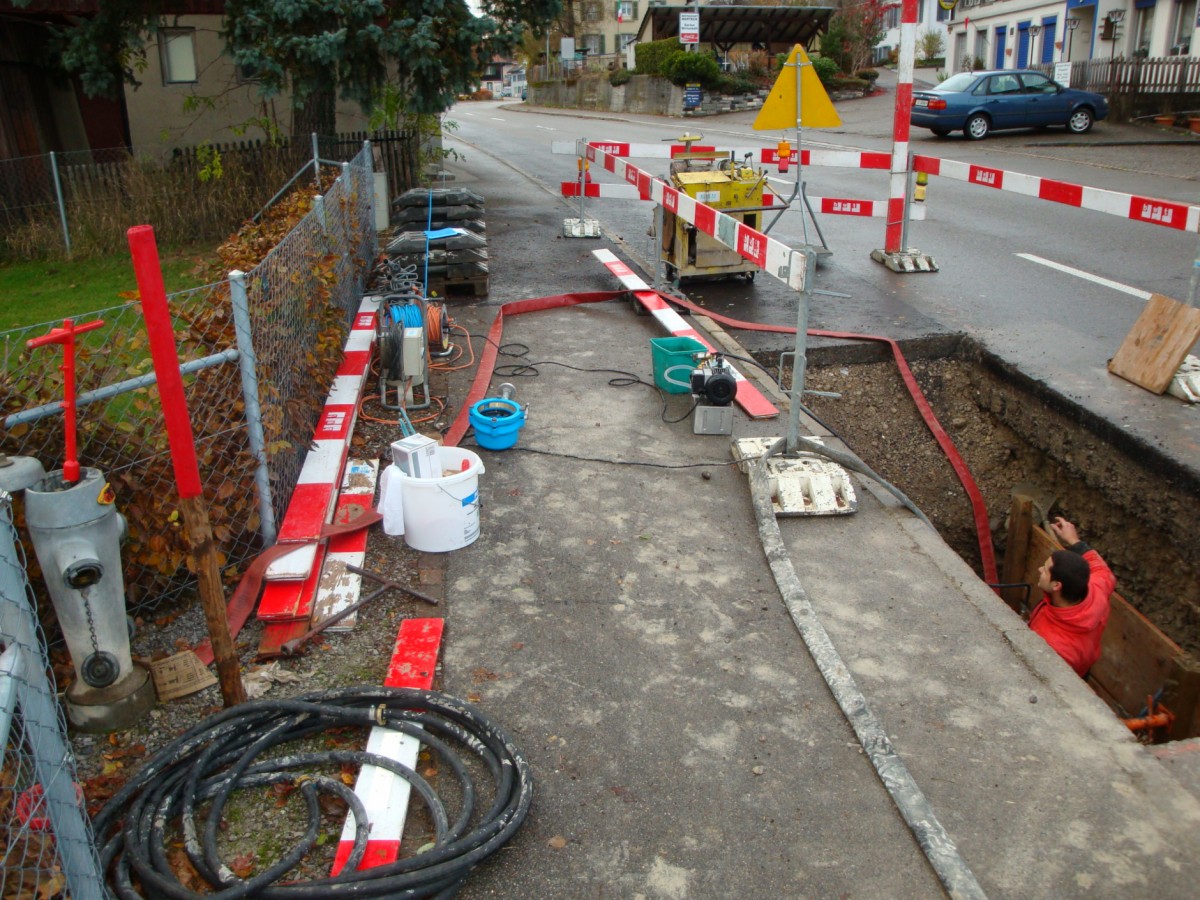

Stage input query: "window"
[
  {"left": 617, "top": 1, "right": 638, "bottom": 23},
  {"left": 1170, "top": 0, "right": 1195, "bottom": 54},
  {"left": 160, "top": 29, "right": 197, "bottom": 84},
  {"left": 988, "top": 74, "right": 1020, "bottom": 94},
  {"left": 582, "top": 33, "right": 605, "bottom": 56}
]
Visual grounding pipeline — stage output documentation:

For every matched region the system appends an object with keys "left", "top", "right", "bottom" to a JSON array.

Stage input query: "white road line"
[
  {"left": 535, "top": 125, "right": 556, "bottom": 131},
  {"left": 1016, "top": 253, "right": 1152, "bottom": 300},
  {"left": 490, "top": 117, "right": 504, "bottom": 121}
]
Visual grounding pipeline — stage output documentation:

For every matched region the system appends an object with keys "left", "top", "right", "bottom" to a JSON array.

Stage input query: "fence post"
[
  {"left": 0, "top": 494, "right": 105, "bottom": 899},
  {"left": 48, "top": 151, "right": 72, "bottom": 258},
  {"left": 312, "top": 132, "right": 321, "bottom": 187},
  {"left": 228, "top": 271, "right": 278, "bottom": 544},
  {"left": 314, "top": 193, "right": 326, "bottom": 232}
]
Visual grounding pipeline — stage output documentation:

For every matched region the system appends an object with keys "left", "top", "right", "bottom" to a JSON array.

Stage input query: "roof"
[{"left": 640, "top": 4, "right": 835, "bottom": 49}]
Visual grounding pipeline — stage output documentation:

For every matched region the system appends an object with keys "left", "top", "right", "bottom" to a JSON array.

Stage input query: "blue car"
[{"left": 911, "top": 69, "right": 1108, "bottom": 140}]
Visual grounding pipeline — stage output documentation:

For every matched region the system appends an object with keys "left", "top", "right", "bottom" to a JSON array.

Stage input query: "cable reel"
[{"left": 377, "top": 293, "right": 430, "bottom": 411}]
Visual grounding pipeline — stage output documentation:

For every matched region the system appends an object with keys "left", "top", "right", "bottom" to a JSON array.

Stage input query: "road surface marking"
[{"left": 1017, "top": 253, "right": 1152, "bottom": 300}]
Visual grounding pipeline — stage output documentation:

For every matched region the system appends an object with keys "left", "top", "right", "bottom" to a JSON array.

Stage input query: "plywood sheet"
[{"left": 1108, "top": 293, "right": 1200, "bottom": 394}]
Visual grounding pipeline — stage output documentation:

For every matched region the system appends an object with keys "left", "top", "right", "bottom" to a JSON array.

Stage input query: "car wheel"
[
  {"left": 931, "top": 127, "right": 951, "bottom": 137},
  {"left": 964, "top": 114, "right": 990, "bottom": 140},
  {"left": 1067, "top": 107, "right": 1094, "bottom": 134}
]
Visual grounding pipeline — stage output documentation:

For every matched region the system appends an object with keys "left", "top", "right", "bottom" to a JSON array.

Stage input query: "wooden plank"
[
  {"left": 1108, "top": 293, "right": 1200, "bottom": 394},
  {"left": 1000, "top": 494, "right": 1035, "bottom": 614}
]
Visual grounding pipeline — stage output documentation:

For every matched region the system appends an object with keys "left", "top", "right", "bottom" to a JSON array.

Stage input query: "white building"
[{"left": 942, "top": 0, "right": 1197, "bottom": 73}]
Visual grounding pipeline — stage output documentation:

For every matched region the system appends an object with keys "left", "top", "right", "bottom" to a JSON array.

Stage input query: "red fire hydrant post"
[
  {"left": 126, "top": 224, "right": 246, "bottom": 707},
  {"left": 26, "top": 318, "right": 105, "bottom": 484}
]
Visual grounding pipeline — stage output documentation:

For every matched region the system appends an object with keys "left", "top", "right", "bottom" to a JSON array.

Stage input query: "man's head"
[{"left": 1037, "top": 550, "right": 1091, "bottom": 603}]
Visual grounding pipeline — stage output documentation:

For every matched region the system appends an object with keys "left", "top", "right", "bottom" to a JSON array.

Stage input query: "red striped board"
[
  {"left": 913, "top": 154, "right": 1200, "bottom": 234},
  {"left": 264, "top": 297, "right": 379, "bottom": 583},
  {"left": 592, "top": 248, "right": 779, "bottom": 420},
  {"left": 582, "top": 143, "right": 809, "bottom": 292},
  {"left": 331, "top": 617, "right": 444, "bottom": 876},
  {"left": 310, "top": 459, "right": 379, "bottom": 631},
  {"left": 552, "top": 141, "right": 893, "bottom": 171}
]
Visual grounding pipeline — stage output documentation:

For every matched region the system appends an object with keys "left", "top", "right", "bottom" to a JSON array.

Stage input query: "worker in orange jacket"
[{"left": 1029, "top": 516, "right": 1116, "bottom": 677}]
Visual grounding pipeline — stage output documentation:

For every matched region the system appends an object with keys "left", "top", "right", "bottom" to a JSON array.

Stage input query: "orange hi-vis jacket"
[{"left": 1028, "top": 549, "right": 1116, "bottom": 677}]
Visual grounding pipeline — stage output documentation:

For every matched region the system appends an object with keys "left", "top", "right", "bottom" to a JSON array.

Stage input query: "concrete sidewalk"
[{"left": 393, "top": 147, "right": 1200, "bottom": 898}]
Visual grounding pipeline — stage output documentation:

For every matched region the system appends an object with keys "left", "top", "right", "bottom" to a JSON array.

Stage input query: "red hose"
[{"left": 441, "top": 288, "right": 998, "bottom": 585}]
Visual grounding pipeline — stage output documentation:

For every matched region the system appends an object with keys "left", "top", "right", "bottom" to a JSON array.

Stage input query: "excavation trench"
[{"left": 753, "top": 335, "right": 1200, "bottom": 737}]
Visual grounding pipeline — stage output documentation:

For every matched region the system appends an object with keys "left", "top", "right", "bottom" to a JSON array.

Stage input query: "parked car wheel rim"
[
  {"left": 966, "top": 114, "right": 989, "bottom": 140},
  {"left": 1068, "top": 109, "right": 1093, "bottom": 134}
]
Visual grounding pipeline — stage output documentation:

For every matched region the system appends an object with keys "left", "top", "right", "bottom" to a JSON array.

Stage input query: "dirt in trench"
[{"left": 785, "top": 353, "right": 1200, "bottom": 659}]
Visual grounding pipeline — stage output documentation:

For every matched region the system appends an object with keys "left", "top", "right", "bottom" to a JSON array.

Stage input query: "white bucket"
[{"left": 395, "top": 447, "right": 485, "bottom": 552}]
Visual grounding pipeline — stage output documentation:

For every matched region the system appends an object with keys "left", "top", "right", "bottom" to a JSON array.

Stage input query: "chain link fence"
[
  {"left": 1, "top": 492, "right": 106, "bottom": 899},
  {"left": 0, "top": 141, "right": 377, "bottom": 630},
  {"left": 1, "top": 130, "right": 418, "bottom": 260}
]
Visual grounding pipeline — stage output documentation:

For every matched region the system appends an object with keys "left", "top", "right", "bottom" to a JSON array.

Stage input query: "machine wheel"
[
  {"left": 930, "top": 127, "right": 951, "bottom": 137},
  {"left": 964, "top": 114, "right": 990, "bottom": 140},
  {"left": 1067, "top": 107, "right": 1094, "bottom": 134},
  {"left": 743, "top": 271, "right": 756, "bottom": 283}
]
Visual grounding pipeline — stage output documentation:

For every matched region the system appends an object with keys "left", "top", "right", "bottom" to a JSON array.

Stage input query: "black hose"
[{"left": 92, "top": 687, "right": 533, "bottom": 899}]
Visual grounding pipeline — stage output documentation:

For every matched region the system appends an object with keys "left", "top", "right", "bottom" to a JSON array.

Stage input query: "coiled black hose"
[{"left": 92, "top": 687, "right": 533, "bottom": 899}]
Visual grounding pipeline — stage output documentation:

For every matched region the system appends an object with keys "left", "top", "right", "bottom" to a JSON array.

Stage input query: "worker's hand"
[{"left": 1049, "top": 517, "right": 1080, "bottom": 547}]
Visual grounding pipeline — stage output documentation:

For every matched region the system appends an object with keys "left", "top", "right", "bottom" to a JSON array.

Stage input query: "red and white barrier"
[
  {"left": 592, "top": 248, "right": 779, "bottom": 419},
  {"left": 581, "top": 141, "right": 809, "bottom": 292},
  {"left": 883, "top": 0, "right": 919, "bottom": 256},
  {"left": 258, "top": 296, "right": 378, "bottom": 615},
  {"left": 553, "top": 141, "right": 891, "bottom": 171},
  {"left": 330, "top": 617, "right": 444, "bottom": 875},
  {"left": 913, "top": 155, "right": 1200, "bottom": 233}
]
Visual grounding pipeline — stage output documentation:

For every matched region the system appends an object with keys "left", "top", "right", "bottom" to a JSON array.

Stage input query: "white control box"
[{"left": 391, "top": 434, "right": 440, "bottom": 478}]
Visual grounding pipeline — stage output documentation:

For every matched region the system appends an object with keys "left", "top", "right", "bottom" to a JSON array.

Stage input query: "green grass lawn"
[{"left": 0, "top": 245, "right": 213, "bottom": 332}]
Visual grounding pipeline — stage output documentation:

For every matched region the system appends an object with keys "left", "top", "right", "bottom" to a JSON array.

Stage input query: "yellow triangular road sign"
[{"left": 752, "top": 44, "right": 841, "bottom": 131}]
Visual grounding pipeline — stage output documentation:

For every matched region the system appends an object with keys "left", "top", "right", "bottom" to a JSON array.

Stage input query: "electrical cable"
[
  {"left": 748, "top": 443, "right": 987, "bottom": 900},
  {"left": 92, "top": 687, "right": 533, "bottom": 899}
]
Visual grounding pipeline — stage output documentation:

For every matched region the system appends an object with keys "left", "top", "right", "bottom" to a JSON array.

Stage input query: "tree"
[
  {"left": 820, "top": 0, "right": 889, "bottom": 75},
  {"left": 17, "top": 1, "right": 560, "bottom": 135}
]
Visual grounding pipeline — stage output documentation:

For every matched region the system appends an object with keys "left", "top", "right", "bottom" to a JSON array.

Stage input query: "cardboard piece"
[
  {"left": 1108, "top": 293, "right": 1200, "bottom": 394},
  {"left": 148, "top": 651, "right": 218, "bottom": 700}
]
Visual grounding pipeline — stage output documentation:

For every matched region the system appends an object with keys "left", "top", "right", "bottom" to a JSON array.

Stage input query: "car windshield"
[{"left": 936, "top": 73, "right": 979, "bottom": 92}]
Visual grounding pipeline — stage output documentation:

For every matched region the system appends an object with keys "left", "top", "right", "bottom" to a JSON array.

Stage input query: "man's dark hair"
[{"left": 1051, "top": 550, "right": 1091, "bottom": 603}]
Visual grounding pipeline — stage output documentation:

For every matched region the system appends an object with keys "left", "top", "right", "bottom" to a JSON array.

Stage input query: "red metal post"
[
  {"left": 26, "top": 318, "right": 105, "bottom": 483},
  {"left": 884, "top": 0, "right": 920, "bottom": 254}
]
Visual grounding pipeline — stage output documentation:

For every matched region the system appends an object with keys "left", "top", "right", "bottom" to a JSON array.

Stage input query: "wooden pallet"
[{"left": 427, "top": 272, "right": 489, "bottom": 298}]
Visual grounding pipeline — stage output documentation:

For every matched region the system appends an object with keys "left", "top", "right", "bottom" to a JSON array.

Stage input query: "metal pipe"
[
  {"left": 49, "top": 151, "right": 71, "bottom": 258},
  {"left": 3, "top": 349, "right": 239, "bottom": 429},
  {"left": 229, "top": 270, "right": 277, "bottom": 545}
]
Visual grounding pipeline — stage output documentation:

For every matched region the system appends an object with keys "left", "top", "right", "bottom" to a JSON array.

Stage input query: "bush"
[
  {"left": 827, "top": 75, "right": 869, "bottom": 94},
  {"left": 811, "top": 56, "right": 840, "bottom": 85},
  {"left": 855, "top": 68, "right": 879, "bottom": 83},
  {"left": 664, "top": 51, "right": 721, "bottom": 88},
  {"left": 609, "top": 68, "right": 632, "bottom": 86},
  {"left": 712, "top": 73, "right": 758, "bottom": 95},
  {"left": 635, "top": 38, "right": 682, "bottom": 76}
]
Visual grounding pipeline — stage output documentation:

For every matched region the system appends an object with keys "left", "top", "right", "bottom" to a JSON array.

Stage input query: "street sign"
[
  {"left": 679, "top": 11, "right": 699, "bottom": 44},
  {"left": 1053, "top": 62, "right": 1071, "bottom": 86},
  {"left": 753, "top": 44, "right": 841, "bottom": 131}
]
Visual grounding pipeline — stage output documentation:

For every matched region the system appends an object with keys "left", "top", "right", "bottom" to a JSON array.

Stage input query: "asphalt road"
[{"left": 446, "top": 78, "right": 1200, "bottom": 468}]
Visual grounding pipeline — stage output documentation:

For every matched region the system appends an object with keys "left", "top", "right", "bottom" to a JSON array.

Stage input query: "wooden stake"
[{"left": 179, "top": 496, "right": 246, "bottom": 705}]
